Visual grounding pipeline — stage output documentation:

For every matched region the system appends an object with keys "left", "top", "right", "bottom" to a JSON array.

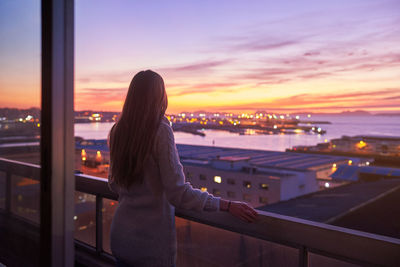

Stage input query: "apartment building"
[{"left": 181, "top": 157, "right": 316, "bottom": 207}]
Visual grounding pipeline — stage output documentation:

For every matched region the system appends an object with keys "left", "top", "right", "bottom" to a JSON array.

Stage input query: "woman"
[{"left": 108, "top": 70, "right": 258, "bottom": 267}]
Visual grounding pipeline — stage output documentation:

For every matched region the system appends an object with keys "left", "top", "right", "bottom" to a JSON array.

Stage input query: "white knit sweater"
[{"left": 108, "top": 116, "right": 220, "bottom": 266}]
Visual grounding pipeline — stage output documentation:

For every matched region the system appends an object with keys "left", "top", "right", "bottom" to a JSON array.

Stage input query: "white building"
[{"left": 181, "top": 156, "right": 317, "bottom": 208}]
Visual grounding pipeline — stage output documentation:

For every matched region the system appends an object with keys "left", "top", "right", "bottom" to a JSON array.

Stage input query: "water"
[{"left": 74, "top": 115, "right": 400, "bottom": 152}]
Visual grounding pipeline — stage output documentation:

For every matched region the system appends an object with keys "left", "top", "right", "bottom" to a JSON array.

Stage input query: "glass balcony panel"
[
  {"left": 176, "top": 217, "right": 298, "bottom": 267},
  {"left": 102, "top": 198, "right": 118, "bottom": 253},
  {"left": 0, "top": 4, "right": 41, "bottom": 165},
  {"left": 10, "top": 174, "right": 40, "bottom": 223},
  {"left": 74, "top": 191, "right": 96, "bottom": 247},
  {"left": 0, "top": 1, "right": 41, "bottom": 265},
  {"left": 100, "top": 199, "right": 298, "bottom": 265},
  {"left": 308, "top": 253, "right": 360, "bottom": 267},
  {"left": 0, "top": 171, "right": 5, "bottom": 209}
]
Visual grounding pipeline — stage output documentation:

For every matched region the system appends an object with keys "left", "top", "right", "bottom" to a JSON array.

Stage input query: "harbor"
[{"left": 169, "top": 112, "right": 327, "bottom": 136}]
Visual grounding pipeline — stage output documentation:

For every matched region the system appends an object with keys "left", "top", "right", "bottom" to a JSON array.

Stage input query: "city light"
[
  {"left": 96, "top": 151, "right": 102, "bottom": 162},
  {"left": 325, "top": 182, "right": 330, "bottom": 188},
  {"left": 348, "top": 160, "right": 353, "bottom": 165},
  {"left": 214, "top": 176, "right": 222, "bottom": 184},
  {"left": 200, "top": 187, "right": 207, "bottom": 192},
  {"left": 260, "top": 183, "right": 269, "bottom": 190},
  {"left": 81, "top": 149, "right": 87, "bottom": 161},
  {"left": 89, "top": 113, "right": 101, "bottom": 121},
  {"left": 356, "top": 140, "right": 367, "bottom": 149},
  {"left": 332, "top": 163, "right": 337, "bottom": 172}
]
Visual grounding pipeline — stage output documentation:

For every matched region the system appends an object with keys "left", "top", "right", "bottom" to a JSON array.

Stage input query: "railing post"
[
  {"left": 5, "top": 171, "right": 11, "bottom": 213},
  {"left": 96, "top": 195, "right": 103, "bottom": 254},
  {"left": 299, "top": 246, "right": 308, "bottom": 267}
]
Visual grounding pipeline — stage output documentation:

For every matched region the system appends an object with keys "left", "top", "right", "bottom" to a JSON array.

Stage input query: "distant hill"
[
  {"left": 340, "top": 110, "right": 371, "bottom": 115},
  {"left": 374, "top": 113, "right": 400, "bottom": 116},
  {"left": 292, "top": 110, "right": 372, "bottom": 116}
]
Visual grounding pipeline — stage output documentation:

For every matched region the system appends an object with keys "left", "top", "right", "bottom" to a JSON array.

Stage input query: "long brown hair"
[{"left": 109, "top": 70, "right": 168, "bottom": 188}]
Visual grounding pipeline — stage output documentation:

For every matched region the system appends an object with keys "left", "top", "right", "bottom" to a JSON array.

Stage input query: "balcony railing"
[{"left": 1, "top": 156, "right": 400, "bottom": 266}]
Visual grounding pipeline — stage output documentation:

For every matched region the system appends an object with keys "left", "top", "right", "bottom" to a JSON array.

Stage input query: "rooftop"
[
  {"left": 218, "top": 156, "right": 250, "bottom": 161},
  {"left": 177, "top": 144, "right": 354, "bottom": 171},
  {"left": 258, "top": 178, "right": 400, "bottom": 238},
  {"left": 331, "top": 165, "right": 400, "bottom": 181},
  {"left": 77, "top": 140, "right": 358, "bottom": 171}
]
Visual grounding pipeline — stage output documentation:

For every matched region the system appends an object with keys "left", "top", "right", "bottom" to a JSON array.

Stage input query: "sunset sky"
[{"left": 1, "top": 0, "right": 399, "bottom": 113}]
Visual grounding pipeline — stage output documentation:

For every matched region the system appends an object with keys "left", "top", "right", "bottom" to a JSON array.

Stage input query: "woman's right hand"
[{"left": 220, "top": 199, "right": 258, "bottom": 223}]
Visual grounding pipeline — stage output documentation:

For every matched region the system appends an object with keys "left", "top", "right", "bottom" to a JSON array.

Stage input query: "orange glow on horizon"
[{"left": 66, "top": 78, "right": 400, "bottom": 114}]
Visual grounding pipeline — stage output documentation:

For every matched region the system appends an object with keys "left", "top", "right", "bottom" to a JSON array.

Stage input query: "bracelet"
[{"left": 227, "top": 201, "right": 231, "bottom": 212}]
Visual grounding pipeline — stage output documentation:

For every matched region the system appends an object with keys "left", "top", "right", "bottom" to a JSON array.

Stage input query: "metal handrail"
[{"left": 1, "top": 157, "right": 400, "bottom": 266}]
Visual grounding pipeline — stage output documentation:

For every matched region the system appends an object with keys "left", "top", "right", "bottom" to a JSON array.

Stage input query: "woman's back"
[{"left": 109, "top": 116, "right": 219, "bottom": 266}]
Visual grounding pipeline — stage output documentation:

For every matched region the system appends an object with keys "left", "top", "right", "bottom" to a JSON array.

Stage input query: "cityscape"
[
  {"left": 1, "top": 106, "right": 400, "bottom": 266},
  {"left": 1, "top": 0, "right": 400, "bottom": 266}
]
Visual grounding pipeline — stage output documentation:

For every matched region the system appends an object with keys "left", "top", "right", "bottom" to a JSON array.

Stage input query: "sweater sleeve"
[{"left": 155, "top": 120, "right": 220, "bottom": 211}]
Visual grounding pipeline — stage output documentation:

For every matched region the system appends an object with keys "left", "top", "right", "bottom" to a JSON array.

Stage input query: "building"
[
  {"left": 76, "top": 140, "right": 367, "bottom": 207},
  {"left": 331, "top": 135, "right": 400, "bottom": 156},
  {"left": 293, "top": 135, "right": 400, "bottom": 156}
]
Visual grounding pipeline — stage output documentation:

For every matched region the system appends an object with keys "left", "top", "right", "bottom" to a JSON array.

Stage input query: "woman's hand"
[{"left": 220, "top": 199, "right": 258, "bottom": 223}]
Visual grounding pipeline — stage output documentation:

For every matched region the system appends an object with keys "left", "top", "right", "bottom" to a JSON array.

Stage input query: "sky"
[{"left": 1, "top": 0, "right": 399, "bottom": 114}]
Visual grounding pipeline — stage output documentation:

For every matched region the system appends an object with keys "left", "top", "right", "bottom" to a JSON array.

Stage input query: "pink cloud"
[{"left": 158, "top": 59, "right": 233, "bottom": 74}]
